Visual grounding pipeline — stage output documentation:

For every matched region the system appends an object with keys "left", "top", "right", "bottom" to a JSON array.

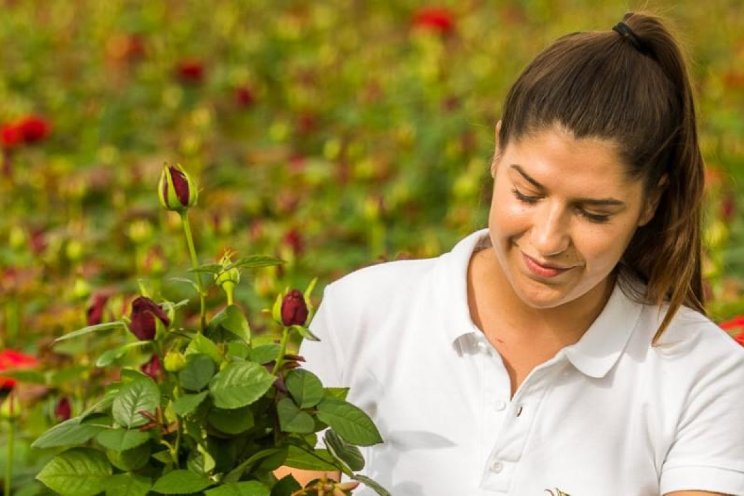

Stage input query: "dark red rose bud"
[
  {"left": 281, "top": 289, "right": 309, "bottom": 327},
  {"left": 140, "top": 354, "right": 162, "bottom": 379},
  {"left": 158, "top": 163, "right": 198, "bottom": 212},
  {"left": 129, "top": 296, "right": 170, "bottom": 341},
  {"left": 86, "top": 293, "right": 109, "bottom": 326},
  {"left": 54, "top": 396, "right": 72, "bottom": 421}
]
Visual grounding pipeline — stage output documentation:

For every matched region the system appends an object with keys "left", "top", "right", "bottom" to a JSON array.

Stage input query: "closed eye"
[
  {"left": 577, "top": 209, "right": 611, "bottom": 223},
  {"left": 511, "top": 188, "right": 540, "bottom": 204}
]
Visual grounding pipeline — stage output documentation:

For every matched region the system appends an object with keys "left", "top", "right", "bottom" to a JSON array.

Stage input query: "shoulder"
[
  {"left": 327, "top": 256, "right": 440, "bottom": 298},
  {"left": 652, "top": 305, "right": 744, "bottom": 363}
]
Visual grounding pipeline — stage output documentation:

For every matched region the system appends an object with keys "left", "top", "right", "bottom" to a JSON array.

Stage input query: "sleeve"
[
  {"left": 299, "top": 283, "right": 345, "bottom": 388},
  {"left": 659, "top": 342, "right": 744, "bottom": 495}
]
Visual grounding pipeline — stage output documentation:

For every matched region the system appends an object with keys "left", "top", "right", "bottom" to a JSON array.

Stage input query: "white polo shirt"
[{"left": 301, "top": 229, "right": 744, "bottom": 496}]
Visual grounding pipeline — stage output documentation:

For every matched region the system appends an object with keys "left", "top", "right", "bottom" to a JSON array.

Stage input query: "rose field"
[{"left": 1, "top": 1, "right": 743, "bottom": 495}]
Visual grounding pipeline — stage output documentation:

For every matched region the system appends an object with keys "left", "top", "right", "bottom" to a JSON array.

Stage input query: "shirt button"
[
  {"left": 494, "top": 400, "right": 506, "bottom": 411},
  {"left": 490, "top": 461, "right": 503, "bottom": 473}
]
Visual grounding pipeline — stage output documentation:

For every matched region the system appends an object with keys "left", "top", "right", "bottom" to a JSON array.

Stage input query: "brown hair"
[{"left": 497, "top": 12, "right": 705, "bottom": 343}]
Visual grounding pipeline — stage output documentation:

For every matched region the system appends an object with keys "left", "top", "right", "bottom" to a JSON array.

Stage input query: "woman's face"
[{"left": 487, "top": 125, "right": 655, "bottom": 310}]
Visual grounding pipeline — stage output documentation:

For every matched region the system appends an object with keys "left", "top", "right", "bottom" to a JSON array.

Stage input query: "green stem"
[
  {"left": 226, "top": 287, "right": 234, "bottom": 306},
  {"left": 180, "top": 212, "right": 206, "bottom": 331},
  {"left": 5, "top": 393, "right": 15, "bottom": 496},
  {"left": 271, "top": 326, "right": 291, "bottom": 376}
]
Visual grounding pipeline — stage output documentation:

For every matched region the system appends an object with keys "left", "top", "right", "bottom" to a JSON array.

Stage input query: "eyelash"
[{"left": 510, "top": 188, "right": 611, "bottom": 224}]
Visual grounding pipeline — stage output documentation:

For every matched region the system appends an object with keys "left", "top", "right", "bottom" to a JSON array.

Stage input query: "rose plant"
[{"left": 31, "top": 164, "right": 388, "bottom": 496}]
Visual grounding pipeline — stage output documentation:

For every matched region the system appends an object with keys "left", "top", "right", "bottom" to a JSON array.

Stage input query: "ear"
[{"left": 638, "top": 175, "right": 667, "bottom": 227}]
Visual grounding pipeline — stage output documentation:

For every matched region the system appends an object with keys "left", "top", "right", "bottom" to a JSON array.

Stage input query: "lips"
[{"left": 522, "top": 252, "right": 574, "bottom": 278}]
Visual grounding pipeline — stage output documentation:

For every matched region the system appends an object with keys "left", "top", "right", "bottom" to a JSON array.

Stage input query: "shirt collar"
[
  {"left": 562, "top": 283, "right": 642, "bottom": 378},
  {"left": 438, "top": 229, "right": 643, "bottom": 378}
]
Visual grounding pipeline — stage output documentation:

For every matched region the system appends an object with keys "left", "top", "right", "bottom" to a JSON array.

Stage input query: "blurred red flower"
[
  {"left": 283, "top": 228, "right": 304, "bottom": 256},
  {"left": 176, "top": 60, "right": 205, "bottom": 84},
  {"left": 234, "top": 86, "right": 255, "bottom": 108},
  {"left": 0, "top": 349, "right": 39, "bottom": 391},
  {"left": 1, "top": 124, "right": 23, "bottom": 149},
  {"left": 1, "top": 115, "right": 51, "bottom": 149},
  {"left": 735, "top": 332, "right": 744, "bottom": 347},
  {"left": 18, "top": 115, "right": 51, "bottom": 143},
  {"left": 412, "top": 7, "right": 455, "bottom": 36},
  {"left": 720, "top": 315, "right": 744, "bottom": 331}
]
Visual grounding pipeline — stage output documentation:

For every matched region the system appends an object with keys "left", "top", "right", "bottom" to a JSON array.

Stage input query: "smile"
[{"left": 521, "top": 252, "right": 574, "bottom": 278}]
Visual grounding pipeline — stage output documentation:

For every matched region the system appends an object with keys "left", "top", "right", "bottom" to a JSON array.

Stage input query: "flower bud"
[
  {"left": 128, "top": 296, "right": 170, "bottom": 341},
  {"left": 214, "top": 252, "right": 240, "bottom": 291},
  {"left": 158, "top": 163, "right": 197, "bottom": 212},
  {"left": 140, "top": 354, "right": 162, "bottom": 379},
  {"left": 54, "top": 396, "right": 72, "bottom": 421},
  {"left": 280, "top": 289, "right": 309, "bottom": 327},
  {"left": 163, "top": 351, "right": 186, "bottom": 372}
]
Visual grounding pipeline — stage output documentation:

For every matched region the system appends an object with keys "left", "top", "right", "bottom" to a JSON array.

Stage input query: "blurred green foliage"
[{"left": 0, "top": 0, "right": 743, "bottom": 488}]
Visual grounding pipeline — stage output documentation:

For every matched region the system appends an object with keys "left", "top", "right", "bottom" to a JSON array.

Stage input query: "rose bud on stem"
[
  {"left": 272, "top": 289, "right": 311, "bottom": 375},
  {"left": 158, "top": 162, "right": 206, "bottom": 331}
]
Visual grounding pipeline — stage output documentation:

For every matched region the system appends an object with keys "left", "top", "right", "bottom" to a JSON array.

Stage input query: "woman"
[{"left": 288, "top": 11, "right": 744, "bottom": 495}]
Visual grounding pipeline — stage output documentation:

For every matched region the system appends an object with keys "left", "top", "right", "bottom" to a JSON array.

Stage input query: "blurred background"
[{"left": 1, "top": 0, "right": 743, "bottom": 491}]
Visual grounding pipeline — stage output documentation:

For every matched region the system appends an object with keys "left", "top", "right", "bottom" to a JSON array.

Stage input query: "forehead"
[{"left": 499, "top": 126, "right": 638, "bottom": 190}]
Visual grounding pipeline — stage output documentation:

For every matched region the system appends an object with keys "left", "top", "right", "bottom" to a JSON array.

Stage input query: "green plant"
[{"left": 31, "top": 164, "right": 388, "bottom": 496}]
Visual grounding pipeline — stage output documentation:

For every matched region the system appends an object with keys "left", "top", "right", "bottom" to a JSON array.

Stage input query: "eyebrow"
[{"left": 509, "top": 164, "right": 626, "bottom": 207}]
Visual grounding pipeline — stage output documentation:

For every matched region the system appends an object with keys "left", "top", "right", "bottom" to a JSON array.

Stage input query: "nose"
[{"left": 529, "top": 203, "right": 570, "bottom": 257}]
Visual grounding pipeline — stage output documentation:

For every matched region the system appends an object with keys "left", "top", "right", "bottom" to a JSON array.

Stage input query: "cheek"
[
  {"left": 488, "top": 185, "right": 530, "bottom": 234},
  {"left": 579, "top": 223, "right": 638, "bottom": 269}
]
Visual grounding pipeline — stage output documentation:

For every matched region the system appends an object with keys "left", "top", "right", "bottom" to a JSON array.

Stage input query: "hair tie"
[{"left": 612, "top": 21, "right": 649, "bottom": 54}]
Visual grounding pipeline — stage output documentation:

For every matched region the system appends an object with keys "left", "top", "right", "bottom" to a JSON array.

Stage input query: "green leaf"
[
  {"left": 277, "top": 398, "right": 315, "bottom": 434},
  {"left": 271, "top": 475, "right": 301, "bottom": 496},
  {"left": 112, "top": 377, "right": 160, "bottom": 428},
  {"left": 186, "top": 333, "right": 222, "bottom": 363},
  {"left": 227, "top": 341, "right": 250, "bottom": 359},
  {"left": 351, "top": 474, "right": 391, "bottom": 496},
  {"left": 54, "top": 321, "right": 126, "bottom": 343},
  {"left": 32, "top": 418, "right": 105, "bottom": 449},
  {"left": 249, "top": 344, "right": 281, "bottom": 364},
  {"left": 188, "top": 263, "right": 223, "bottom": 274},
  {"left": 204, "top": 481, "right": 270, "bottom": 496},
  {"left": 208, "top": 406, "right": 255, "bottom": 434},
  {"left": 36, "top": 448, "right": 112, "bottom": 496},
  {"left": 179, "top": 354, "right": 216, "bottom": 392},
  {"left": 283, "top": 445, "right": 338, "bottom": 471},
  {"left": 106, "top": 473, "right": 151, "bottom": 496},
  {"left": 217, "top": 305, "right": 252, "bottom": 343},
  {"left": 167, "top": 277, "right": 201, "bottom": 293},
  {"left": 324, "top": 387, "right": 349, "bottom": 401},
  {"left": 316, "top": 399, "right": 383, "bottom": 446},
  {"left": 79, "top": 388, "right": 119, "bottom": 421},
  {"left": 173, "top": 391, "right": 209, "bottom": 416},
  {"left": 286, "top": 369, "right": 324, "bottom": 408},
  {"left": 106, "top": 443, "right": 150, "bottom": 471},
  {"left": 325, "top": 429, "right": 364, "bottom": 471},
  {"left": 209, "top": 361, "right": 275, "bottom": 409},
  {"left": 224, "top": 448, "right": 284, "bottom": 483},
  {"left": 95, "top": 428, "right": 150, "bottom": 452},
  {"left": 96, "top": 341, "right": 150, "bottom": 367},
  {"left": 152, "top": 470, "right": 213, "bottom": 494},
  {"left": 227, "top": 255, "right": 283, "bottom": 270}
]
